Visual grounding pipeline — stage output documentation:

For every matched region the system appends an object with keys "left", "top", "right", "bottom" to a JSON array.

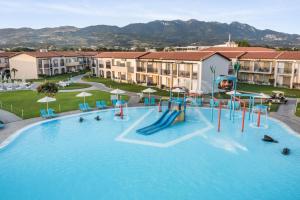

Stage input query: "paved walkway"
[
  {"left": 0, "top": 109, "right": 22, "bottom": 123},
  {"left": 270, "top": 99, "right": 300, "bottom": 134}
]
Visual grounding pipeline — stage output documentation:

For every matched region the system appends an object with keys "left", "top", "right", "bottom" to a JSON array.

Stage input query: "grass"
[
  {"left": 28, "top": 70, "right": 88, "bottom": 83},
  {"left": 58, "top": 83, "right": 91, "bottom": 90},
  {"left": 238, "top": 83, "right": 300, "bottom": 98},
  {"left": 0, "top": 90, "right": 128, "bottom": 119},
  {"left": 82, "top": 76, "right": 170, "bottom": 96},
  {"left": 296, "top": 103, "right": 300, "bottom": 117},
  {"left": 267, "top": 103, "right": 280, "bottom": 112}
]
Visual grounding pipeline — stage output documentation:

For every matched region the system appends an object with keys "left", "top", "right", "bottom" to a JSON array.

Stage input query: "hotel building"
[
  {"left": 92, "top": 51, "right": 231, "bottom": 92},
  {"left": 9, "top": 51, "right": 97, "bottom": 79}
]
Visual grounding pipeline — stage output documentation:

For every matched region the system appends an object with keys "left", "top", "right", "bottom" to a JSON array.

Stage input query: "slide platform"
[{"left": 137, "top": 110, "right": 181, "bottom": 135}]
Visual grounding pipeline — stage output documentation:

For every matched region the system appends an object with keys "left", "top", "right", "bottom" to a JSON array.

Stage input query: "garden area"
[
  {"left": 58, "top": 83, "right": 91, "bottom": 90},
  {"left": 0, "top": 90, "right": 127, "bottom": 119},
  {"left": 82, "top": 76, "right": 170, "bottom": 96},
  {"left": 238, "top": 83, "right": 300, "bottom": 98},
  {"left": 28, "top": 70, "right": 89, "bottom": 83}
]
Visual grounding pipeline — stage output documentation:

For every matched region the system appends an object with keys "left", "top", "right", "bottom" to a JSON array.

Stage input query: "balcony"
[
  {"left": 161, "top": 69, "right": 171, "bottom": 75},
  {"left": 277, "top": 68, "right": 292, "bottom": 75},
  {"left": 137, "top": 67, "right": 146, "bottom": 72},
  {"left": 66, "top": 61, "right": 80, "bottom": 67},
  {"left": 240, "top": 66, "right": 251, "bottom": 71},
  {"left": 192, "top": 72, "right": 198, "bottom": 79},
  {"left": 0, "top": 63, "right": 8, "bottom": 68},
  {"left": 128, "top": 67, "right": 134, "bottom": 73},
  {"left": 147, "top": 67, "right": 158, "bottom": 74},
  {"left": 254, "top": 67, "right": 271, "bottom": 73},
  {"left": 179, "top": 71, "right": 190, "bottom": 78}
]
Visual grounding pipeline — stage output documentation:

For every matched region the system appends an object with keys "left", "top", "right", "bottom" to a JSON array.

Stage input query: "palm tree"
[
  {"left": 11, "top": 68, "right": 18, "bottom": 82},
  {"left": 37, "top": 82, "right": 59, "bottom": 97}
]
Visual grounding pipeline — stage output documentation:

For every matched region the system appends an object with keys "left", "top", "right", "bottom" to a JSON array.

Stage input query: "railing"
[
  {"left": 147, "top": 68, "right": 158, "bottom": 73},
  {"left": 192, "top": 72, "right": 198, "bottom": 79},
  {"left": 128, "top": 67, "right": 134, "bottom": 73},
  {"left": 137, "top": 67, "right": 146, "bottom": 72},
  {"left": 240, "top": 66, "right": 251, "bottom": 71},
  {"left": 0, "top": 101, "right": 24, "bottom": 119},
  {"left": 65, "top": 61, "right": 80, "bottom": 67},
  {"left": 178, "top": 71, "right": 190, "bottom": 78},
  {"left": 254, "top": 67, "right": 271, "bottom": 73},
  {"left": 161, "top": 69, "right": 171, "bottom": 75},
  {"left": 278, "top": 68, "right": 292, "bottom": 74}
]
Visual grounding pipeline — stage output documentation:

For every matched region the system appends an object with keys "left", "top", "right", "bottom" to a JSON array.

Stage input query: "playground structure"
[
  {"left": 137, "top": 98, "right": 186, "bottom": 135},
  {"left": 114, "top": 100, "right": 128, "bottom": 120},
  {"left": 210, "top": 62, "right": 270, "bottom": 132}
]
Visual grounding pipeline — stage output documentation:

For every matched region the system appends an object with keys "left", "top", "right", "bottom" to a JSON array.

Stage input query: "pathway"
[
  {"left": 0, "top": 109, "right": 22, "bottom": 123},
  {"left": 70, "top": 74, "right": 141, "bottom": 106},
  {"left": 270, "top": 99, "right": 300, "bottom": 134}
]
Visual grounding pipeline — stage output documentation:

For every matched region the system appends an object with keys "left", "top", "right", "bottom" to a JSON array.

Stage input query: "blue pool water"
[{"left": 0, "top": 107, "right": 300, "bottom": 200}]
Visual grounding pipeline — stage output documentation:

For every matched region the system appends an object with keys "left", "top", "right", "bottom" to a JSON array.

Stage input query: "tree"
[
  {"left": 11, "top": 68, "right": 18, "bottom": 80},
  {"left": 237, "top": 40, "right": 250, "bottom": 47},
  {"left": 37, "top": 82, "right": 58, "bottom": 97}
]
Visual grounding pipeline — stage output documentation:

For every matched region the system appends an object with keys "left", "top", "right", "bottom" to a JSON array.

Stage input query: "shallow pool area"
[{"left": 0, "top": 107, "right": 300, "bottom": 200}]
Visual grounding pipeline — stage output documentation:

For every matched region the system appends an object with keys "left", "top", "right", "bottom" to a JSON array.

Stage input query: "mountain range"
[{"left": 1, "top": 19, "right": 300, "bottom": 49}]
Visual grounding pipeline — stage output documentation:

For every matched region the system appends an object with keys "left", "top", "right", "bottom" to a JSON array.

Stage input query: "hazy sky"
[{"left": 1, "top": 0, "right": 299, "bottom": 34}]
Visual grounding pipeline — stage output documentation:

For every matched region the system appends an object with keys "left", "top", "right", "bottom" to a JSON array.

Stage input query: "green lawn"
[
  {"left": 58, "top": 83, "right": 91, "bottom": 90},
  {"left": 28, "top": 70, "right": 88, "bottom": 83},
  {"left": 238, "top": 83, "right": 300, "bottom": 98},
  {"left": 82, "top": 76, "right": 170, "bottom": 96},
  {"left": 0, "top": 90, "right": 127, "bottom": 119},
  {"left": 296, "top": 103, "right": 300, "bottom": 117}
]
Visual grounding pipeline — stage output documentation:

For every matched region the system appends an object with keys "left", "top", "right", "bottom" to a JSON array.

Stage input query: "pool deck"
[{"left": 1, "top": 74, "right": 300, "bottom": 147}]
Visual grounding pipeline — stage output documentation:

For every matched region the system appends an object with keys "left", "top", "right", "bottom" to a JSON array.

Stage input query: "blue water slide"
[
  {"left": 139, "top": 111, "right": 181, "bottom": 135},
  {"left": 136, "top": 110, "right": 170, "bottom": 133}
]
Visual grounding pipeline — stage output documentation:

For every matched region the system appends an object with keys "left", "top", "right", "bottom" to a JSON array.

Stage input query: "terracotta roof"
[
  {"left": 239, "top": 52, "right": 283, "bottom": 60},
  {"left": 201, "top": 47, "right": 275, "bottom": 52},
  {"left": 11, "top": 51, "right": 98, "bottom": 58},
  {"left": 214, "top": 51, "right": 246, "bottom": 59},
  {"left": 139, "top": 52, "right": 230, "bottom": 61},
  {"left": 0, "top": 52, "right": 20, "bottom": 58},
  {"left": 94, "top": 52, "right": 149, "bottom": 59},
  {"left": 276, "top": 51, "right": 300, "bottom": 60}
]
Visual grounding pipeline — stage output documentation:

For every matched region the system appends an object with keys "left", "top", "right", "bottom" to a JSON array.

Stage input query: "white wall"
[
  {"left": 9, "top": 54, "right": 38, "bottom": 79},
  {"left": 200, "top": 54, "right": 230, "bottom": 93}
]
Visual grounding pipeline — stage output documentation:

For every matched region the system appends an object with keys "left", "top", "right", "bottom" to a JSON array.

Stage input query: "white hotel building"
[{"left": 92, "top": 51, "right": 231, "bottom": 92}]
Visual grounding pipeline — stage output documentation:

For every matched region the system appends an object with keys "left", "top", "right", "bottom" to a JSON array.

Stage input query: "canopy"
[
  {"left": 257, "top": 93, "right": 271, "bottom": 99},
  {"left": 226, "top": 90, "right": 241, "bottom": 95},
  {"left": 110, "top": 89, "right": 125, "bottom": 95},
  {"left": 142, "top": 88, "right": 157, "bottom": 93},
  {"left": 76, "top": 92, "right": 92, "bottom": 104},
  {"left": 37, "top": 96, "right": 56, "bottom": 110},
  {"left": 172, "top": 88, "right": 186, "bottom": 93}
]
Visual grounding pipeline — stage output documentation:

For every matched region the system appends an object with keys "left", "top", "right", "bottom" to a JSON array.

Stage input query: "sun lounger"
[
  {"left": 96, "top": 100, "right": 107, "bottom": 109},
  {"left": 150, "top": 97, "right": 156, "bottom": 106},
  {"left": 40, "top": 109, "right": 50, "bottom": 118},
  {"left": 144, "top": 98, "right": 149, "bottom": 106},
  {"left": 84, "top": 103, "right": 92, "bottom": 111},
  {"left": 79, "top": 103, "right": 87, "bottom": 112},
  {"left": 47, "top": 108, "right": 58, "bottom": 117}
]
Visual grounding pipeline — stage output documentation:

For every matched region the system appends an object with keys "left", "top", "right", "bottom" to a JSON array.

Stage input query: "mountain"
[{"left": 1, "top": 20, "right": 300, "bottom": 49}]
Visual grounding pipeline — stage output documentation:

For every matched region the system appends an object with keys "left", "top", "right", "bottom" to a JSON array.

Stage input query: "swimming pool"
[{"left": 0, "top": 107, "right": 300, "bottom": 199}]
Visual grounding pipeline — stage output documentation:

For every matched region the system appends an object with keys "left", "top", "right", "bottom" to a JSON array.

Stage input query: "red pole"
[
  {"left": 257, "top": 109, "right": 261, "bottom": 127},
  {"left": 241, "top": 106, "right": 246, "bottom": 132},
  {"left": 120, "top": 105, "right": 123, "bottom": 119},
  {"left": 218, "top": 102, "right": 222, "bottom": 132},
  {"left": 158, "top": 100, "right": 162, "bottom": 112}
]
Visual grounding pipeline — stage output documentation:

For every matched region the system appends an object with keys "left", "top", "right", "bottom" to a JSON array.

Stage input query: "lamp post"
[
  {"left": 232, "top": 62, "right": 241, "bottom": 122},
  {"left": 210, "top": 66, "right": 216, "bottom": 121}
]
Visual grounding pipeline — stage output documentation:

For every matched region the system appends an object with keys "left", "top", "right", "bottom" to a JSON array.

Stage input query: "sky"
[{"left": 0, "top": 0, "right": 299, "bottom": 34}]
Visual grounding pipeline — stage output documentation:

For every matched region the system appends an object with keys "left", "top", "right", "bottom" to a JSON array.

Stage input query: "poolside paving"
[{"left": 269, "top": 99, "right": 300, "bottom": 134}]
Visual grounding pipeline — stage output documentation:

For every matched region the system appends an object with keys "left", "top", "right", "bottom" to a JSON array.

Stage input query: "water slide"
[
  {"left": 137, "top": 110, "right": 182, "bottom": 135},
  {"left": 136, "top": 110, "right": 170, "bottom": 133}
]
